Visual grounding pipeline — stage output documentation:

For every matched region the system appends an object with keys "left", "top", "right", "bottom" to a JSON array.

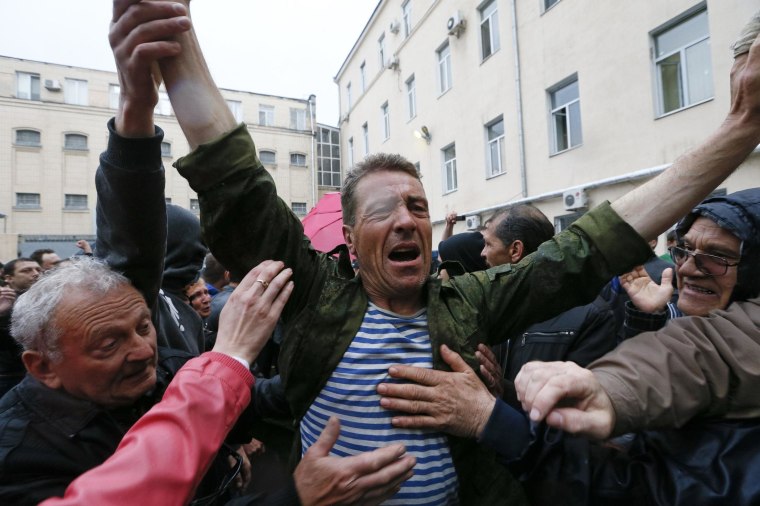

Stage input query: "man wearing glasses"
[{"left": 618, "top": 188, "right": 758, "bottom": 336}]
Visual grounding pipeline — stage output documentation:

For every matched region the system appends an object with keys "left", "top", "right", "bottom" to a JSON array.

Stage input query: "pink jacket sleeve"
[{"left": 40, "top": 352, "right": 254, "bottom": 506}]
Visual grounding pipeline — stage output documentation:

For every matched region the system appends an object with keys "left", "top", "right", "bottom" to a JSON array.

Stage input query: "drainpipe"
[
  {"left": 308, "top": 94, "right": 317, "bottom": 208},
  {"left": 510, "top": 0, "right": 528, "bottom": 198}
]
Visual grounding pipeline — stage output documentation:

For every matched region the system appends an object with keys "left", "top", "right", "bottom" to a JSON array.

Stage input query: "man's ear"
[
  {"left": 22, "top": 350, "right": 62, "bottom": 389},
  {"left": 508, "top": 240, "right": 525, "bottom": 264},
  {"left": 342, "top": 224, "right": 357, "bottom": 256}
]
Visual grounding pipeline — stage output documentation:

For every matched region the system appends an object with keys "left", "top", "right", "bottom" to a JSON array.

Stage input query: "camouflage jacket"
[{"left": 177, "top": 124, "right": 652, "bottom": 505}]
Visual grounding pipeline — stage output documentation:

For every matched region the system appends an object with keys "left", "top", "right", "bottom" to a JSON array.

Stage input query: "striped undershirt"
[{"left": 300, "top": 302, "right": 459, "bottom": 505}]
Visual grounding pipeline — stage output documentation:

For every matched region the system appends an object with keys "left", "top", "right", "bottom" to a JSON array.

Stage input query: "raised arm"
[{"left": 156, "top": 0, "right": 236, "bottom": 148}]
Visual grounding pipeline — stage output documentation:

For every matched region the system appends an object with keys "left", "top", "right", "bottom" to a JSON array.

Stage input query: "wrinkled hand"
[
  {"left": 476, "top": 344, "right": 504, "bottom": 398},
  {"left": 378, "top": 344, "right": 495, "bottom": 438},
  {"left": 213, "top": 260, "right": 293, "bottom": 365},
  {"left": 110, "top": 0, "right": 191, "bottom": 136},
  {"left": 619, "top": 265, "right": 673, "bottom": 313},
  {"left": 515, "top": 361, "right": 615, "bottom": 440},
  {"left": 445, "top": 212, "right": 458, "bottom": 227},
  {"left": 75, "top": 239, "right": 92, "bottom": 254},
  {"left": 728, "top": 23, "right": 760, "bottom": 129},
  {"left": 242, "top": 438, "right": 266, "bottom": 458},
  {"left": 0, "top": 287, "right": 16, "bottom": 316},
  {"left": 229, "top": 445, "right": 252, "bottom": 490},
  {"left": 294, "top": 417, "right": 415, "bottom": 506}
]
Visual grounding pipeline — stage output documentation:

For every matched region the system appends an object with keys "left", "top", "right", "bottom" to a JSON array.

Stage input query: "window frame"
[
  {"left": 347, "top": 82, "right": 353, "bottom": 110},
  {"left": 14, "top": 129, "right": 41, "bottom": 147},
  {"left": 381, "top": 102, "right": 390, "bottom": 141},
  {"left": 16, "top": 72, "right": 40, "bottom": 101},
  {"left": 63, "top": 133, "right": 88, "bottom": 151},
  {"left": 190, "top": 198, "right": 200, "bottom": 213},
  {"left": 259, "top": 150, "right": 277, "bottom": 165},
  {"left": 441, "top": 143, "right": 458, "bottom": 194},
  {"left": 64, "top": 193, "right": 88, "bottom": 210},
  {"left": 402, "top": 0, "right": 412, "bottom": 38},
  {"left": 548, "top": 76, "right": 583, "bottom": 155},
  {"left": 290, "top": 152, "right": 307, "bottom": 166},
  {"left": 360, "top": 61, "right": 367, "bottom": 93},
  {"left": 109, "top": 84, "right": 120, "bottom": 109},
  {"left": 406, "top": 75, "right": 417, "bottom": 120},
  {"left": 15, "top": 192, "right": 41, "bottom": 209},
  {"left": 485, "top": 117, "right": 505, "bottom": 178},
  {"left": 479, "top": 0, "right": 501, "bottom": 60},
  {"left": 290, "top": 108, "right": 307, "bottom": 130},
  {"left": 651, "top": 6, "right": 713, "bottom": 117},
  {"left": 437, "top": 42, "right": 452, "bottom": 95},
  {"left": 161, "top": 142, "right": 172, "bottom": 158},
  {"left": 543, "top": 0, "right": 561, "bottom": 13},
  {"left": 291, "top": 202, "right": 308, "bottom": 217},
  {"left": 226, "top": 100, "right": 244, "bottom": 123},
  {"left": 347, "top": 137, "right": 354, "bottom": 168},
  {"left": 64, "top": 78, "right": 88, "bottom": 106},
  {"left": 378, "top": 33, "right": 387, "bottom": 69},
  {"left": 258, "top": 104, "right": 274, "bottom": 127}
]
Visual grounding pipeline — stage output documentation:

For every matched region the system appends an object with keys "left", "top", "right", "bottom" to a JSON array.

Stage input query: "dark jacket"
[{"left": 175, "top": 124, "right": 652, "bottom": 505}]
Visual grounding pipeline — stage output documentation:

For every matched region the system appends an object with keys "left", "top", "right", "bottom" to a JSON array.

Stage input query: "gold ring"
[{"left": 255, "top": 279, "right": 269, "bottom": 289}]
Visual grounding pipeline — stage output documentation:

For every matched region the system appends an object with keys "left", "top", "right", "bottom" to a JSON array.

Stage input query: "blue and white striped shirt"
[{"left": 301, "top": 303, "right": 459, "bottom": 505}]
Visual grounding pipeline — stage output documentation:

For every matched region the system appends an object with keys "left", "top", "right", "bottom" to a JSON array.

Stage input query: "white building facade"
[
  {"left": 334, "top": 0, "right": 760, "bottom": 249},
  {"left": 0, "top": 56, "right": 320, "bottom": 259}
]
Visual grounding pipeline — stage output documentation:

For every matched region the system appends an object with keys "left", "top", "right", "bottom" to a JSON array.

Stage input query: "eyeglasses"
[{"left": 669, "top": 246, "right": 739, "bottom": 277}]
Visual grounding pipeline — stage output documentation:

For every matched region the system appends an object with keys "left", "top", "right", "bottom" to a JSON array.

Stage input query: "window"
[
  {"left": 346, "top": 82, "right": 352, "bottom": 110},
  {"left": 226, "top": 100, "right": 243, "bottom": 122},
  {"left": 64, "top": 194, "right": 88, "bottom": 210},
  {"left": 554, "top": 211, "right": 585, "bottom": 232},
  {"left": 290, "top": 153, "right": 307, "bottom": 166},
  {"left": 362, "top": 123, "right": 369, "bottom": 156},
  {"left": 402, "top": 1, "right": 412, "bottom": 37},
  {"left": 549, "top": 77, "right": 582, "bottom": 154},
  {"left": 442, "top": 144, "right": 458, "bottom": 193},
  {"left": 486, "top": 118, "right": 505, "bottom": 177},
  {"left": 109, "top": 84, "right": 120, "bottom": 109},
  {"left": 544, "top": 0, "right": 561, "bottom": 11},
  {"left": 437, "top": 43, "right": 452, "bottom": 94},
  {"left": 290, "top": 108, "right": 306, "bottom": 130},
  {"left": 259, "top": 150, "right": 276, "bottom": 165},
  {"left": 406, "top": 75, "right": 417, "bottom": 120},
  {"left": 360, "top": 62, "right": 366, "bottom": 93},
  {"left": 381, "top": 102, "right": 390, "bottom": 140},
  {"left": 348, "top": 137, "right": 354, "bottom": 168},
  {"left": 154, "top": 91, "right": 172, "bottom": 116},
  {"left": 165, "top": 197, "right": 172, "bottom": 205},
  {"left": 16, "top": 193, "right": 40, "bottom": 209},
  {"left": 161, "top": 142, "right": 172, "bottom": 157},
  {"left": 480, "top": 1, "right": 501, "bottom": 60},
  {"left": 64, "top": 78, "right": 88, "bottom": 106},
  {"left": 653, "top": 9, "right": 713, "bottom": 115},
  {"left": 64, "top": 133, "right": 88, "bottom": 150},
  {"left": 378, "top": 33, "right": 387, "bottom": 69},
  {"left": 291, "top": 202, "right": 308, "bottom": 217},
  {"left": 15, "top": 129, "right": 41, "bottom": 146},
  {"left": 16, "top": 72, "right": 40, "bottom": 101},
  {"left": 190, "top": 199, "right": 200, "bottom": 212},
  {"left": 258, "top": 105, "right": 274, "bottom": 126},
  {"left": 317, "top": 126, "right": 341, "bottom": 187}
]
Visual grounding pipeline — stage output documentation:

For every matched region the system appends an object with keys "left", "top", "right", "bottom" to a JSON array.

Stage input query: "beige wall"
[
  {"left": 0, "top": 57, "right": 318, "bottom": 257},
  {"left": 335, "top": 0, "right": 759, "bottom": 252}
]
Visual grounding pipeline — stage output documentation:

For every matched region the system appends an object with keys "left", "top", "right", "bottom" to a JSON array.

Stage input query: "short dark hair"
[
  {"left": 490, "top": 205, "right": 554, "bottom": 259},
  {"left": 341, "top": 153, "right": 420, "bottom": 226},
  {"left": 202, "top": 253, "right": 226, "bottom": 285},
  {"left": 666, "top": 229, "right": 677, "bottom": 242},
  {"left": 3, "top": 258, "right": 38, "bottom": 278},
  {"left": 30, "top": 249, "right": 56, "bottom": 266}
]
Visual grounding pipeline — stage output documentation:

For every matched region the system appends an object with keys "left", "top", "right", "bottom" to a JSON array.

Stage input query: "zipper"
[{"left": 520, "top": 330, "right": 576, "bottom": 346}]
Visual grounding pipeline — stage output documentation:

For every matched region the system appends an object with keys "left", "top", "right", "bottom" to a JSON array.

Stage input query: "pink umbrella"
[{"left": 301, "top": 192, "right": 347, "bottom": 254}]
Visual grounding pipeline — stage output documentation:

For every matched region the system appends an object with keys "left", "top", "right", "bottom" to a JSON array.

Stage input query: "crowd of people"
[{"left": 0, "top": 1, "right": 759, "bottom": 504}]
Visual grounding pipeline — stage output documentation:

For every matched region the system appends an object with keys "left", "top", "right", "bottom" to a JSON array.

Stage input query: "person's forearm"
[
  {"left": 611, "top": 119, "right": 759, "bottom": 240},
  {"left": 158, "top": 6, "right": 236, "bottom": 149}
]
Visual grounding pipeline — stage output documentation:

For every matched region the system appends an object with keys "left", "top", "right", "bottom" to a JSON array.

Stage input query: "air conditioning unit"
[
  {"left": 447, "top": 11, "right": 466, "bottom": 36},
  {"left": 563, "top": 188, "right": 589, "bottom": 211},
  {"left": 386, "top": 56, "right": 400, "bottom": 70},
  {"left": 44, "top": 79, "right": 61, "bottom": 91},
  {"left": 465, "top": 215, "right": 481, "bottom": 231},
  {"left": 389, "top": 19, "right": 400, "bottom": 34}
]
